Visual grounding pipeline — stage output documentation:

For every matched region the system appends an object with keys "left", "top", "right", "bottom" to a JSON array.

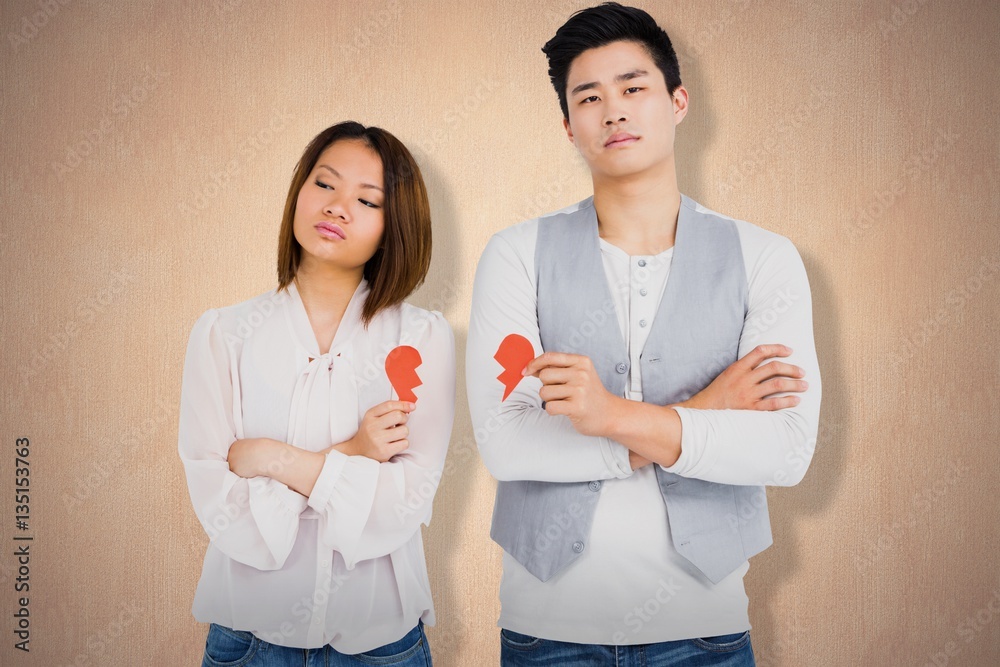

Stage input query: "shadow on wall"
[
  {"left": 402, "top": 151, "right": 484, "bottom": 662},
  {"left": 673, "top": 29, "right": 852, "bottom": 665},
  {"left": 750, "top": 254, "right": 850, "bottom": 666}
]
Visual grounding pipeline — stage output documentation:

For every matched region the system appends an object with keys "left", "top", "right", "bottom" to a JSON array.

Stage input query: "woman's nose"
[{"left": 323, "top": 195, "right": 347, "bottom": 219}]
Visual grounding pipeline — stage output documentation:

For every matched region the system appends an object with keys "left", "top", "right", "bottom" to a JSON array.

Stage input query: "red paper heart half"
[
  {"left": 385, "top": 345, "right": 423, "bottom": 403},
  {"left": 494, "top": 333, "right": 534, "bottom": 402}
]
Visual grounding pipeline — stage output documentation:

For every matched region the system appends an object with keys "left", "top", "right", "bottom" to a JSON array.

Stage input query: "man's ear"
[
  {"left": 672, "top": 85, "right": 690, "bottom": 126},
  {"left": 563, "top": 116, "right": 575, "bottom": 145}
]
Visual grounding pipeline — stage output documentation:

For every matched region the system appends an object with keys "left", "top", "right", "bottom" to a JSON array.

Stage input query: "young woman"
[{"left": 178, "top": 121, "right": 454, "bottom": 666}]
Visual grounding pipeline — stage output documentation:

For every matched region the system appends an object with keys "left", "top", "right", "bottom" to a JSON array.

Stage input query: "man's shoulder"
[
  {"left": 491, "top": 196, "right": 594, "bottom": 248},
  {"left": 685, "top": 195, "right": 796, "bottom": 257}
]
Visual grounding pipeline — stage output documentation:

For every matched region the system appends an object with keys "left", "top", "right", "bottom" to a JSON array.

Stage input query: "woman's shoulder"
[
  {"left": 403, "top": 301, "right": 453, "bottom": 331},
  {"left": 190, "top": 286, "right": 289, "bottom": 337},
  {"left": 370, "top": 300, "right": 453, "bottom": 346}
]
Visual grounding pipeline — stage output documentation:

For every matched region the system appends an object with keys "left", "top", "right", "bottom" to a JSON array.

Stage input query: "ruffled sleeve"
[{"left": 178, "top": 309, "right": 308, "bottom": 570}]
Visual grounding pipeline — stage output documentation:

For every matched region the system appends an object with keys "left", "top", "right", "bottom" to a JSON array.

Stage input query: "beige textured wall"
[{"left": 2, "top": 0, "right": 998, "bottom": 665}]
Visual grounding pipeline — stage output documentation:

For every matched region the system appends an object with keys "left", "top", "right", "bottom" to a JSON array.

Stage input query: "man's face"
[{"left": 562, "top": 40, "right": 687, "bottom": 181}]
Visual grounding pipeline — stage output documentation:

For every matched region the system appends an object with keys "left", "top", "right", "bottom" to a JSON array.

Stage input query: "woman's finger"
[{"left": 369, "top": 401, "right": 415, "bottom": 419}]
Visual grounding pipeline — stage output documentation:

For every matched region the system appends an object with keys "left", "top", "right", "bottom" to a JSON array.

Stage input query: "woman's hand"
[
  {"left": 340, "top": 400, "right": 415, "bottom": 463},
  {"left": 684, "top": 344, "right": 807, "bottom": 411}
]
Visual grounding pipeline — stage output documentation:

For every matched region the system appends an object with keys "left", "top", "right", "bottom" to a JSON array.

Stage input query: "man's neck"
[{"left": 592, "top": 160, "right": 681, "bottom": 256}]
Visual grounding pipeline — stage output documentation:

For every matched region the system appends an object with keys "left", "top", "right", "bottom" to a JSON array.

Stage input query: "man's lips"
[
  {"left": 315, "top": 222, "right": 346, "bottom": 240},
  {"left": 604, "top": 132, "right": 639, "bottom": 148}
]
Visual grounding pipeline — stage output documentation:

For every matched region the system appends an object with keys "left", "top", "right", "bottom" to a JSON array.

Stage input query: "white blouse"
[{"left": 178, "top": 278, "right": 455, "bottom": 654}]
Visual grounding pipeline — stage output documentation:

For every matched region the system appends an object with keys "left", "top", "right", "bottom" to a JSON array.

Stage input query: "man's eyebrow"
[
  {"left": 617, "top": 69, "right": 649, "bottom": 83},
  {"left": 317, "top": 164, "right": 384, "bottom": 192},
  {"left": 569, "top": 69, "right": 650, "bottom": 96}
]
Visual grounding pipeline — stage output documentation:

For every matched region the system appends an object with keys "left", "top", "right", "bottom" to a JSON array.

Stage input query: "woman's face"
[{"left": 293, "top": 139, "right": 385, "bottom": 276}]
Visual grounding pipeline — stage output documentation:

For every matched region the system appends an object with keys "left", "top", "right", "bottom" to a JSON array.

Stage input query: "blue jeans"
[
  {"left": 499, "top": 628, "right": 755, "bottom": 666},
  {"left": 201, "top": 620, "right": 431, "bottom": 667}
]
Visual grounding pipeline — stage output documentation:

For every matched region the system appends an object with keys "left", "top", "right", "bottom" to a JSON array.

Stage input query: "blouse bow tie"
[
  {"left": 286, "top": 345, "right": 359, "bottom": 452},
  {"left": 306, "top": 352, "right": 339, "bottom": 371}
]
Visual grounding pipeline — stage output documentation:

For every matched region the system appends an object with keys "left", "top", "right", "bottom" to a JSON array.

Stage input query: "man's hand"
[
  {"left": 524, "top": 345, "right": 808, "bottom": 472},
  {"left": 630, "top": 344, "right": 808, "bottom": 471},
  {"left": 686, "top": 344, "right": 807, "bottom": 411},
  {"left": 524, "top": 352, "right": 618, "bottom": 437}
]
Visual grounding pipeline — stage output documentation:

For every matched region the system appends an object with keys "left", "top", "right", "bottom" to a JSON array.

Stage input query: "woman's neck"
[{"left": 293, "top": 259, "right": 363, "bottom": 317}]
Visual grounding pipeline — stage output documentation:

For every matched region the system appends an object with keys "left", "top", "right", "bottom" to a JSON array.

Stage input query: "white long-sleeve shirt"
[
  {"left": 178, "top": 278, "right": 455, "bottom": 654},
  {"left": 467, "top": 196, "right": 821, "bottom": 644}
]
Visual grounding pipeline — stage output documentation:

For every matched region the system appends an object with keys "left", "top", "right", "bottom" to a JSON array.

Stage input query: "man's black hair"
[{"left": 541, "top": 2, "right": 682, "bottom": 120}]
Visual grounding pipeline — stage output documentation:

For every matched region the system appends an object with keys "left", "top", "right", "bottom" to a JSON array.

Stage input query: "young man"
[{"left": 467, "top": 3, "right": 821, "bottom": 665}]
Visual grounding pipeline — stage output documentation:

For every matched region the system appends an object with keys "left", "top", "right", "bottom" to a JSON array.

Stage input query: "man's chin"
[
  {"left": 587, "top": 151, "right": 673, "bottom": 179},
  {"left": 592, "top": 155, "right": 665, "bottom": 181}
]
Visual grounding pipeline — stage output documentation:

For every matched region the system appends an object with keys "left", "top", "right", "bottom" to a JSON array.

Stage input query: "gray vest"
[{"left": 489, "top": 194, "right": 773, "bottom": 584}]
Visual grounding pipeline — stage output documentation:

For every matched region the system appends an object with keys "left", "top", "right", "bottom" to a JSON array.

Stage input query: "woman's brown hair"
[{"left": 276, "top": 121, "right": 432, "bottom": 326}]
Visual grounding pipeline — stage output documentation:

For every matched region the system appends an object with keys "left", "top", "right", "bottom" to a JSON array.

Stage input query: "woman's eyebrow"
[{"left": 317, "top": 164, "right": 384, "bottom": 192}]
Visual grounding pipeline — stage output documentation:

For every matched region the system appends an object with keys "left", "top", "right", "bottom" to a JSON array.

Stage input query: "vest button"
[
  {"left": 588, "top": 480, "right": 602, "bottom": 492},
  {"left": 615, "top": 362, "right": 628, "bottom": 373},
  {"left": 637, "top": 259, "right": 647, "bottom": 267},
  {"left": 572, "top": 541, "right": 585, "bottom": 553}
]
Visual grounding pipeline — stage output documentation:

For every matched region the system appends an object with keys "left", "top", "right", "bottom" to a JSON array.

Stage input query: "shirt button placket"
[{"left": 307, "top": 549, "right": 333, "bottom": 646}]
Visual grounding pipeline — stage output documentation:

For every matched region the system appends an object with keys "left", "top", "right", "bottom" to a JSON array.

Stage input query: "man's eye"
[
  {"left": 625, "top": 87, "right": 642, "bottom": 94},
  {"left": 359, "top": 199, "right": 381, "bottom": 209},
  {"left": 581, "top": 95, "right": 599, "bottom": 104}
]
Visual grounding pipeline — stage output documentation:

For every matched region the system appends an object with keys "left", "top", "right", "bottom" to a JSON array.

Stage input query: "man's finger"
[
  {"left": 740, "top": 344, "right": 793, "bottom": 370},
  {"left": 756, "top": 395, "right": 801, "bottom": 411},
  {"left": 542, "top": 397, "right": 570, "bottom": 417},
  {"left": 539, "top": 384, "right": 575, "bottom": 403},
  {"left": 750, "top": 360, "right": 805, "bottom": 383},
  {"left": 757, "top": 377, "right": 808, "bottom": 397},
  {"left": 538, "top": 367, "right": 574, "bottom": 386},
  {"left": 524, "top": 352, "right": 581, "bottom": 377}
]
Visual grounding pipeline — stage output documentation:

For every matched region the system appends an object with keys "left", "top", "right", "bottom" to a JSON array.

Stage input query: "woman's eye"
[
  {"left": 315, "top": 179, "right": 333, "bottom": 190},
  {"left": 359, "top": 199, "right": 381, "bottom": 209}
]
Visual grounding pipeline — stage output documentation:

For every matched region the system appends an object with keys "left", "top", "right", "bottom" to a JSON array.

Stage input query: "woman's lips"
[{"left": 315, "top": 222, "right": 345, "bottom": 240}]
